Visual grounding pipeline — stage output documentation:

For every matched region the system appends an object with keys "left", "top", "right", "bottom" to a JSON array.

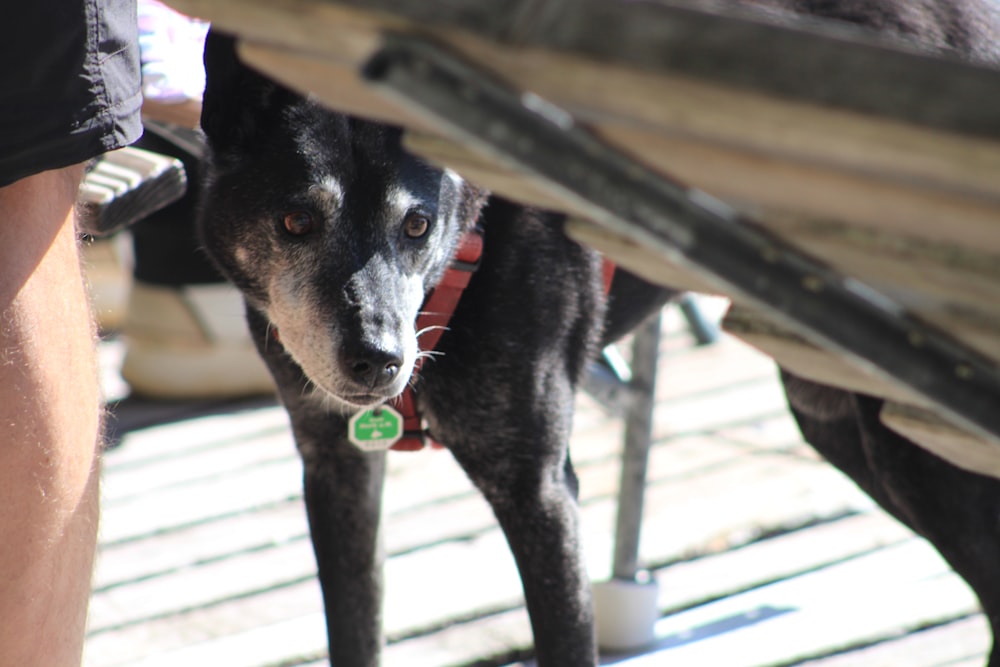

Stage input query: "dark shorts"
[{"left": 0, "top": 0, "right": 142, "bottom": 188}]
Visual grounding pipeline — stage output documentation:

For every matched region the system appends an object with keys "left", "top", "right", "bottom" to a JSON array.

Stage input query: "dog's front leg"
[
  {"left": 244, "top": 307, "right": 387, "bottom": 666},
  {"left": 301, "top": 442, "right": 387, "bottom": 666},
  {"left": 449, "top": 434, "right": 597, "bottom": 665}
]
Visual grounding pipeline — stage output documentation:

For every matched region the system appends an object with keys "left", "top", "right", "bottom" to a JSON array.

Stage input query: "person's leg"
[
  {"left": 0, "top": 1, "right": 140, "bottom": 663},
  {"left": 0, "top": 165, "right": 101, "bottom": 666}
]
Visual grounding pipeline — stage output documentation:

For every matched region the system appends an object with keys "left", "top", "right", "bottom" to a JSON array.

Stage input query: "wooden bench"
[
  {"left": 78, "top": 145, "right": 187, "bottom": 238},
  {"left": 77, "top": 96, "right": 202, "bottom": 238},
  {"left": 165, "top": 0, "right": 1000, "bottom": 478}
]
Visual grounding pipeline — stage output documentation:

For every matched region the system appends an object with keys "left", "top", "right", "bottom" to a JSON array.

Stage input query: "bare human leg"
[{"left": 0, "top": 164, "right": 102, "bottom": 666}]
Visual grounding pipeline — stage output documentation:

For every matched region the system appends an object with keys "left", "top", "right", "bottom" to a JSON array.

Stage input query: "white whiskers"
[
  {"left": 416, "top": 349, "right": 444, "bottom": 364},
  {"left": 416, "top": 323, "right": 450, "bottom": 339}
]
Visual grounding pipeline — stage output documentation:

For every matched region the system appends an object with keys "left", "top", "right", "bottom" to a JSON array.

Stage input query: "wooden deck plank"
[
  {"left": 120, "top": 614, "right": 328, "bottom": 667},
  {"left": 607, "top": 542, "right": 977, "bottom": 667},
  {"left": 101, "top": 404, "right": 291, "bottom": 470},
  {"left": 91, "top": 422, "right": 859, "bottom": 646},
  {"left": 98, "top": 455, "right": 305, "bottom": 545},
  {"left": 650, "top": 511, "right": 914, "bottom": 614},
  {"left": 90, "top": 536, "right": 318, "bottom": 636},
  {"left": 99, "top": 410, "right": 295, "bottom": 502},
  {"left": 797, "top": 615, "right": 989, "bottom": 667},
  {"left": 633, "top": 448, "right": 875, "bottom": 569},
  {"left": 381, "top": 513, "right": 965, "bottom": 667},
  {"left": 86, "top": 583, "right": 327, "bottom": 667},
  {"left": 93, "top": 498, "right": 309, "bottom": 592}
]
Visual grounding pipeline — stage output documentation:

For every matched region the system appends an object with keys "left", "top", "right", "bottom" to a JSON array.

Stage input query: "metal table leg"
[
  {"left": 612, "top": 312, "right": 661, "bottom": 582},
  {"left": 593, "top": 311, "right": 663, "bottom": 651}
]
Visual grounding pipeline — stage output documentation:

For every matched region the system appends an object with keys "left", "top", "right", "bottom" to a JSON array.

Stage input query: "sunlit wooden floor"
[{"left": 83, "top": 301, "right": 989, "bottom": 667}]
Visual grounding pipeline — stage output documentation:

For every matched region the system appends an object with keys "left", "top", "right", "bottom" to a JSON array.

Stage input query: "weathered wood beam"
[
  {"left": 723, "top": 307, "right": 1000, "bottom": 479},
  {"left": 881, "top": 402, "right": 1000, "bottom": 479},
  {"left": 721, "top": 305, "right": 924, "bottom": 405},
  {"left": 170, "top": 0, "right": 1000, "bottom": 141},
  {"left": 231, "top": 35, "right": 1000, "bottom": 258}
]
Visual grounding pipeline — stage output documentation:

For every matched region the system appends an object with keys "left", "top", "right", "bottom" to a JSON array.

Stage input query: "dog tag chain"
[{"left": 349, "top": 406, "right": 404, "bottom": 451}]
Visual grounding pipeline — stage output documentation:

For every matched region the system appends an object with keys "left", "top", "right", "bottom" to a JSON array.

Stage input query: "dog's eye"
[
  {"left": 282, "top": 211, "right": 314, "bottom": 236},
  {"left": 403, "top": 213, "right": 430, "bottom": 239}
]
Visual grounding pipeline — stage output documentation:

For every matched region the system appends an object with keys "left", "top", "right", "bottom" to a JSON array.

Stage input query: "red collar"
[{"left": 391, "top": 226, "right": 484, "bottom": 451}]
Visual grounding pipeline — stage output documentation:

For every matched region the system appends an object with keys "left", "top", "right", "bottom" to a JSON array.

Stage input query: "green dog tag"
[{"left": 349, "top": 405, "right": 403, "bottom": 451}]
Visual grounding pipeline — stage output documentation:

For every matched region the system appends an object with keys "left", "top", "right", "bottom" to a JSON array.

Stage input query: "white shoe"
[{"left": 121, "top": 281, "right": 276, "bottom": 399}]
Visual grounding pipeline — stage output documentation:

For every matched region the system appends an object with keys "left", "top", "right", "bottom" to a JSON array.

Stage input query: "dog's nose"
[{"left": 345, "top": 346, "right": 404, "bottom": 389}]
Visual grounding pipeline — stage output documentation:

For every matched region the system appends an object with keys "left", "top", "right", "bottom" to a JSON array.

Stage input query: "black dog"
[
  {"left": 198, "top": 30, "right": 672, "bottom": 666},
  {"left": 197, "top": 1, "right": 1000, "bottom": 664}
]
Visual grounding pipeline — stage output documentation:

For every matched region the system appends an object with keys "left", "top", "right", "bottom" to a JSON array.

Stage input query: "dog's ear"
[
  {"left": 200, "top": 28, "right": 296, "bottom": 155},
  {"left": 455, "top": 179, "right": 490, "bottom": 231}
]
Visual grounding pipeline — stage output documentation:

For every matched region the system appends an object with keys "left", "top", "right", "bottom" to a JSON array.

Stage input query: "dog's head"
[{"left": 198, "top": 30, "right": 487, "bottom": 411}]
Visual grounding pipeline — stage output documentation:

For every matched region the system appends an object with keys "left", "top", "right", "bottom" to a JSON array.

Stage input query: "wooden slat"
[
  {"left": 720, "top": 304, "right": 924, "bottom": 404},
  {"left": 797, "top": 615, "right": 989, "bottom": 667},
  {"left": 384, "top": 519, "right": 973, "bottom": 667},
  {"left": 101, "top": 406, "right": 290, "bottom": 469},
  {"left": 171, "top": 0, "right": 1000, "bottom": 137},
  {"left": 758, "top": 213, "right": 1000, "bottom": 364},
  {"left": 761, "top": 213, "right": 1000, "bottom": 310},
  {"left": 85, "top": 580, "right": 327, "bottom": 667},
  {"left": 634, "top": 441, "right": 876, "bottom": 569},
  {"left": 169, "top": 0, "right": 1000, "bottom": 260},
  {"left": 228, "top": 38, "right": 1000, "bottom": 374},
  {"left": 385, "top": 606, "right": 533, "bottom": 667},
  {"left": 720, "top": 305, "right": 1000, "bottom": 480},
  {"left": 881, "top": 402, "right": 1000, "bottom": 479},
  {"left": 404, "top": 131, "right": 1000, "bottom": 367},
  {"left": 93, "top": 499, "right": 309, "bottom": 592},
  {"left": 625, "top": 540, "right": 978, "bottom": 667},
  {"left": 98, "top": 455, "right": 304, "bottom": 545},
  {"left": 90, "top": 537, "right": 318, "bottom": 636},
  {"left": 382, "top": 512, "right": 921, "bottom": 667},
  {"left": 167, "top": 1, "right": 1000, "bottom": 389},
  {"left": 441, "top": 34, "right": 1000, "bottom": 248},
  {"left": 116, "top": 614, "right": 328, "bottom": 667},
  {"left": 99, "top": 420, "right": 295, "bottom": 503},
  {"left": 231, "top": 36, "right": 1000, "bottom": 254},
  {"left": 651, "top": 511, "right": 914, "bottom": 613},
  {"left": 566, "top": 217, "right": 730, "bottom": 295},
  {"left": 403, "top": 131, "right": 592, "bottom": 216}
]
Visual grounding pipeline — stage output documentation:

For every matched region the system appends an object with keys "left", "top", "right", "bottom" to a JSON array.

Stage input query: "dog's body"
[
  {"left": 198, "top": 2, "right": 1000, "bottom": 665},
  {"left": 199, "top": 31, "right": 674, "bottom": 665}
]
